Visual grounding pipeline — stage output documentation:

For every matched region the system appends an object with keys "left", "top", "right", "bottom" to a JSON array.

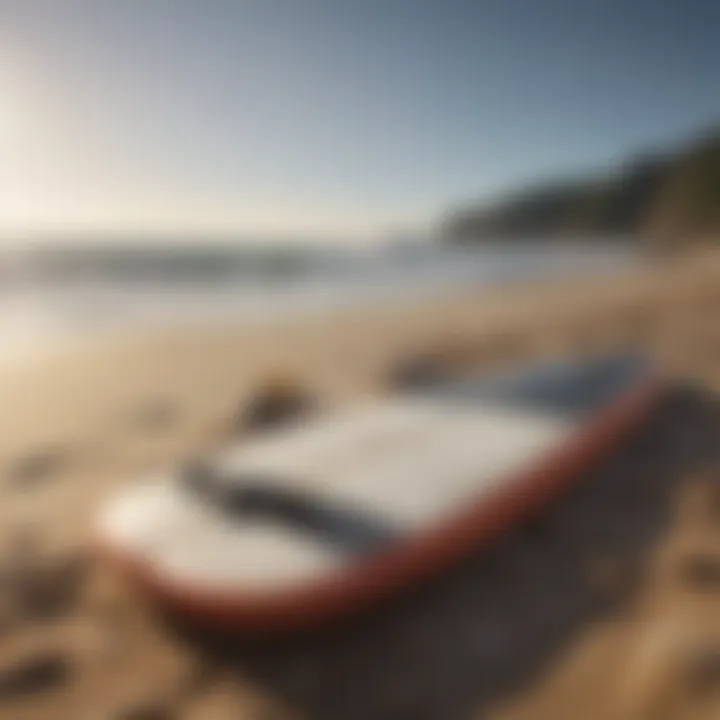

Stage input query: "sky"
[{"left": 0, "top": 0, "right": 718, "bottom": 242}]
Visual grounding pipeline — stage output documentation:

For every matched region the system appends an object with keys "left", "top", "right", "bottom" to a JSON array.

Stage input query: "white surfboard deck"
[{"left": 98, "top": 396, "right": 574, "bottom": 591}]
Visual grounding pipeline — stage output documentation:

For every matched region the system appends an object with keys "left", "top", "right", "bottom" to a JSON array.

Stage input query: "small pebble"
[
  {"left": 13, "top": 552, "right": 91, "bottom": 622},
  {"left": 0, "top": 652, "right": 71, "bottom": 701},
  {"left": 242, "top": 393, "right": 311, "bottom": 430},
  {"left": 680, "top": 553, "right": 720, "bottom": 590},
  {"left": 7, "top": 447, "right": 67, "bottom": 490},
  {"left": 685, "top": 643, "right": 720, "bottom": 693}
]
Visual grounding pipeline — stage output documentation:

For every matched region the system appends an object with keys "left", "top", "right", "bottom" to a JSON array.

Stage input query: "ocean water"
[{"left": 0, "top": 240, "right": 635, "bottom": 355}]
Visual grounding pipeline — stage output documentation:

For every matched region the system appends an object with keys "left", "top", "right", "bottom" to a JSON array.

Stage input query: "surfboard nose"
[{"left": 95, "top": 479, "right": 173, "bottom": 559}]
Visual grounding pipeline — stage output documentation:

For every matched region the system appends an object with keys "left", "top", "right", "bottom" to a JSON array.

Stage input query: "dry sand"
[{"left": 0, "top": 251, "right": 720, "bottom": 718}]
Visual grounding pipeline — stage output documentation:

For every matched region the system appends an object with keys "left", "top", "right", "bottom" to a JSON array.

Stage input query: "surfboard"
[{"left": 94, "top": 355, "right": 662, "bottom": 632}]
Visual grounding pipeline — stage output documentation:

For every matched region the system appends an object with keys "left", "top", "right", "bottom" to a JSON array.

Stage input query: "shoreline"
[{"left": 0, "top": 249, "right": 712, "bottom": 461}]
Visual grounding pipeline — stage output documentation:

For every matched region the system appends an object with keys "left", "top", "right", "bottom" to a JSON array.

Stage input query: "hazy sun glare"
[{"left": 0, "top": 57, "right": 425, "bottom": 243}]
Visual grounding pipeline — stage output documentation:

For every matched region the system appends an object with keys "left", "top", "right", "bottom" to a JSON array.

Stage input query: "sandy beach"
[{"left": 1, "top": 250, "right": 720, "bottom": 718}]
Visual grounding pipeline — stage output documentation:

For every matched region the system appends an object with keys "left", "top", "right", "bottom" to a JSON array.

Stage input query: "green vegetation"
[{"left": 442, "top": 129, "right": 720, "bottom": 248}]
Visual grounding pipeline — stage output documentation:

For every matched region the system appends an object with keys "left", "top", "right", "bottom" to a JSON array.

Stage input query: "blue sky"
[{"left": 0, "top": 0, "right": 718, "bottom": 240}]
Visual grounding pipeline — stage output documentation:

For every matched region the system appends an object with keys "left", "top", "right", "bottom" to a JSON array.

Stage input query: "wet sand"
[{"left": 1, "top": 251, "right": 720, "bottom": 718}]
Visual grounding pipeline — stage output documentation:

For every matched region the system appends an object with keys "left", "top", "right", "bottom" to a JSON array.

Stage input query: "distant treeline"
[{"left": 442, "top": 129, "right": 720, "bottom": 248}]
